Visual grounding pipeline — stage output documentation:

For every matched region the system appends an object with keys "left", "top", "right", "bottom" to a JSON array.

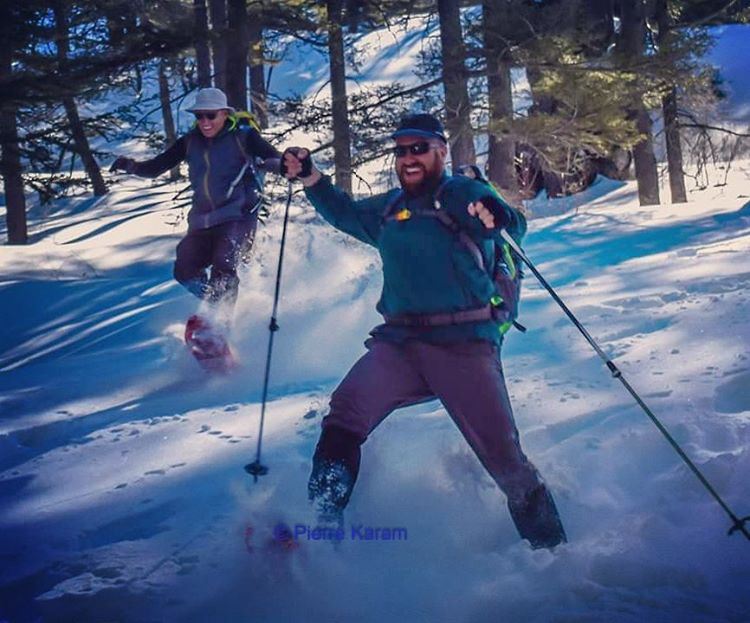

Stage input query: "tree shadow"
[{"left": 526, "top": 202, "right": 750, "bottom": 286}]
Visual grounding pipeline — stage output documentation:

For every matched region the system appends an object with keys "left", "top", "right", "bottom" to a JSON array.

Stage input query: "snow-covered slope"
[{"left": 1, "top": 160, "right": 749, "bottom": 622}]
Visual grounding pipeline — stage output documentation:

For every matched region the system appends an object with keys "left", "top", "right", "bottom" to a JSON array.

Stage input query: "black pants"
[{"left": 173, "top": 217, "right": 257, "bottom": 307}]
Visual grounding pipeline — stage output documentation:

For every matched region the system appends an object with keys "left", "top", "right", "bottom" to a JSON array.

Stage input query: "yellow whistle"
[{"left": 395, "top": 208, "right": 412, "bottom": 221}]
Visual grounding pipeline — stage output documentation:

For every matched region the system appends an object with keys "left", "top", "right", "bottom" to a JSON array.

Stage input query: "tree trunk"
[
  {"left": 655, "top": 0, "right": 686, "bottom": 204},
  {"left": 208, "top": 0, "right": 228, "bottom": 91},
  {"left": 248, "top": 12, "right": 268, "bottom": 129},
  {"left": 0, "top": 46, "right": 27, "bottom": 244},
  {"left": 620, "top": 0, "right": 660, "bottom": 205},
  {"left": 327, "top": 0, "right": 352, "bottom": 194},
  {"left": 662, "top": 87, "right": 687, "bottom": 203},
  {"left": 194, "top": 0, "right": 212, "bottom": 88},
  {"left": 159, "top": 59, "right": 180, "bottom": 181},
  {"left": 437, "top": 0, "right": 475, "bottom": 169},
  {"left": 632, "top": 108, "right": 660, "bottom": 205},
  {"left": 62, "top": 98, "right": 108, "bottom": 196},
  {"left": 54, "top": 1, "right": 107, "bottom": 196},
  {"left": 225, "top": 0, "right": 248, "bottom": 110},
  {"left": 483, "top": 0, "right": 518, "bottom": 202}
]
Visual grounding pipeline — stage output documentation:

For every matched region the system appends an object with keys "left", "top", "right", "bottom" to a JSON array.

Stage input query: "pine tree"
[
  {"left": 327, "top": 0, "right": 354, "bottom": 194},
  {"left": 437, "top": 0, "right": 475, "bottom": 168},
  {"left": 158, "top": 58, "right": 181, "bottom": 181},
  {"left": 619, "top": 0, "right": 660, "bottom": 206},
  {"left": 208, "top": 0, "right": 228, "bottom": 90},
  {"left": 0, "top": 0, "right": 43, "bottom": 244},
  {"left": 194, "top": 0, "right": 212, "bottom": 87},
  {"left": 53, "top": 0, "right": 108, "bottom": 197},
  {"left": 656, "top": 0, "right": 687, "bottom": 203},
  {"left": 248, "top": 4, "right": 268, "bottom": 129},
  {"left": 225, "top": 0, "right": 249, "bottom": 109},
  {"left": 483, "top": 0, "right": 519, "bottom": 201}
]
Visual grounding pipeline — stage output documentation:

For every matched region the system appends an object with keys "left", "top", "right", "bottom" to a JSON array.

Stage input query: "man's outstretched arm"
[{"left": 281, "top": 147, "right": 382, "bottom": 246}]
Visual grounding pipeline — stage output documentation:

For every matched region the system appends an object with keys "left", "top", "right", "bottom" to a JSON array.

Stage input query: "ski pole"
[
  {"left": 245, "top": 183, "right": 294, "bottom": 482},
  {"left": 499, "top": 228, "right": 750, "bottom": 541}
]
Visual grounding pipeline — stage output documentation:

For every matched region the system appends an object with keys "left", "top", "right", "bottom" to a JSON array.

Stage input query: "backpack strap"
[
  {"left": 226, "top": 130, "right": 262, "bottom": 207},
  {"left": 382, "top": 179, "right": 487, "bottom": 272}
]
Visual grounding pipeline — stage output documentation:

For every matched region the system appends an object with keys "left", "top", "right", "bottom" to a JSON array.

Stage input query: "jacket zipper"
[{"left": 202, "top": 145, "right": 215, "bottom": 211}]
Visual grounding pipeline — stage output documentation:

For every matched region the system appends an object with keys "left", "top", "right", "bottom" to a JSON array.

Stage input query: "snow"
[
  {"left": 2, "top": 161, "right": 749, "bottom": 621},
  {"left": 2, "top": 20, "right": 750, "bottom": 623}
]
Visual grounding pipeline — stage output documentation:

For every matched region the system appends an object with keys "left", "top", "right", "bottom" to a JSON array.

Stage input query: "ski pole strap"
[{"left": 384, "top": 304, "right": 494, "bottom": 327}]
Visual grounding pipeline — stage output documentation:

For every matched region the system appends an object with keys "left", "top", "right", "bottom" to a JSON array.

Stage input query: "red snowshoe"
[{"left": 184, "top": 314, "right": 236, "bottom": 373}]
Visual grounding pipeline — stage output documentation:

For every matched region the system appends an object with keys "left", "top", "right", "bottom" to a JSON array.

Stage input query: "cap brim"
[
  {"left": 391, "top": 129, "right": 447, "bottom": 142},
  {"left": 186, "top": 106, "right": 236, "bottom": 114}
]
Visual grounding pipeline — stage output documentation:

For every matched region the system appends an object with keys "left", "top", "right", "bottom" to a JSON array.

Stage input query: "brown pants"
[
  {"left": 173, "top": 217, "right": 257, "bottom": 306},
  {"left": 312, "top": 338, "right": 542, "bottom": 507}
]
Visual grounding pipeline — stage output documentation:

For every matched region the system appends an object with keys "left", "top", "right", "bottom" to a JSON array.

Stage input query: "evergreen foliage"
[{"left": 2, "top": 0, "right": 747, "bottom": 243}]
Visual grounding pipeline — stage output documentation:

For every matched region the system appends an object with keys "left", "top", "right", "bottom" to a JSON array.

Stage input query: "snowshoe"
[
  {"left": 508, "top": 483, "right": 567, "bottom": 550},
  {"left": 184, "top": 314, "right": 236, "bottom": 373}
]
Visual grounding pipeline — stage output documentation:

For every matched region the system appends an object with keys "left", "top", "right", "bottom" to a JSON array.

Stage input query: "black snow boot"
[
  {"left": 508, "top": 483, "right": 567, "bottom": 550},
  {"left": 308, "top": 426, "right": 362, "bottom": 527},
  {"left": 308, "top": 458, "right": 355, "bottom": 529}
]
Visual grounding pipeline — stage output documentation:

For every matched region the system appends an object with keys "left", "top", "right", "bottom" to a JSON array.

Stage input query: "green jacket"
[{"left": 304, "top": 172, "right": 525, "bottom": 345}]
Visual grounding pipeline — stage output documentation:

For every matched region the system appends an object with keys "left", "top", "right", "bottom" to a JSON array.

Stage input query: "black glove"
[
  {"left": 110, "top": 156, "right": 136, "bottom": 174},
  {"left": 279, "top": 147, "right": 314, "bottom": 180},
  {"left": 480, "top": 194, "right": 512, "bottom": 230}
]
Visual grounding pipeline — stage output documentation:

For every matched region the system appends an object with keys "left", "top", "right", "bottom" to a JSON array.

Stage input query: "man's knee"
[
  {"left": 326, "top": 387, "right": 376, "bottom": 440},
  {"left": 173, "top": 259, "right": 209, "bottom": 299},
  {"left": 173, "top": 259, "right": 199, "bottom": 285}
]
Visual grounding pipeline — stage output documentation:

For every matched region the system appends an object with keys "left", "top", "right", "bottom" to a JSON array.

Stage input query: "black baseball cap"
[{"left": 391, "top": 113, "right": 447, "bottom": 143}]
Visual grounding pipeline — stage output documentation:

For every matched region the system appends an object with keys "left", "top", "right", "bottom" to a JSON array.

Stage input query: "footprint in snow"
[{"left": 713, "top": 371, "right": 750, "bottom": 414}]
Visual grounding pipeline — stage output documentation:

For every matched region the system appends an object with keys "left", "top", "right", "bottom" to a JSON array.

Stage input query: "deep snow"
[{"left": 1, "top": 160, "right": 749, "bottom": 622}]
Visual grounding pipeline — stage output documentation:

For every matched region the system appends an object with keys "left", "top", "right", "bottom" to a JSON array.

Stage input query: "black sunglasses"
[
  {"left": 194, "top": 112, "right": 218, "bottom": 121},
  {"left": 393, "top": 141, "right": 433, "bottom": 157}
]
